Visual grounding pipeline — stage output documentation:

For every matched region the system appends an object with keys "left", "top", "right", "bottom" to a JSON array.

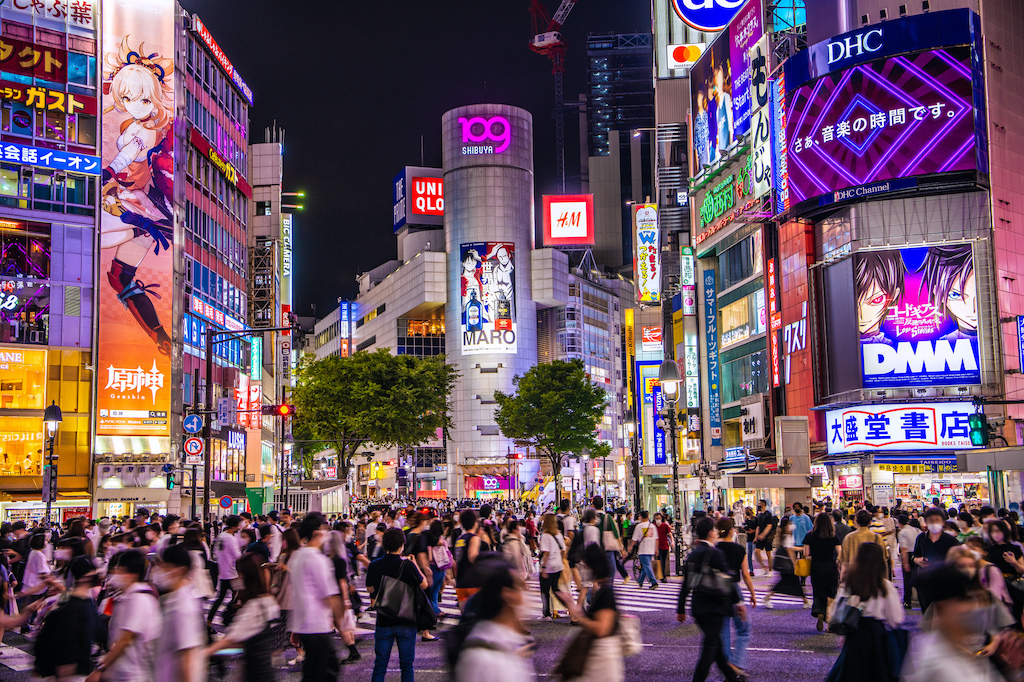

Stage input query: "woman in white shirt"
[
  {"left": 825, "top": 542, "right": 904, "bottom": 682},
  {"left": 537, "top": 514, "right": 566, "bottom": 621},
  {"left": 206, "top": 553, "right": 281, "bottom": 681}
]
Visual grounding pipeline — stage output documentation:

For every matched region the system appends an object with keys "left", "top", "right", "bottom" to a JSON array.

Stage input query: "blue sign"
[
  {"left": 652, "top": 385, "right": 667, "bottom": 465},
  {"left": 671, "top": 0, "right": 749, "bottom": 32},
  {"left": 228, "top": 430, "right": 245, "bottom": 450},
  {"left": 183, "top": 414, "right": 203, "bottom": 434},
  {"left": 703, "top": 269, "right": 722, "bottom": 446},
  {"left": 0, "top": 141, "right": 101, "bottom": 175},
  {"left": 785, "top": 9, "right": 976, "bottom": 90}
]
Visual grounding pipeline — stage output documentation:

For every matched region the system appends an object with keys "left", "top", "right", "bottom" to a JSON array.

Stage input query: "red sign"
[
  {"left": 542, "top": 194, "right": 595, "bottom": 246},
  {"left": 189, "top": 127, "right": 252, "bottom": 198},
  {"left": 767, "top": 258, "right": 778, "bottom": 316},
  {"left": 0, "top": 79, "right": 96, "bottom": 115},
  {"left": 779, "top": 219, "right": 819, "bottom": 442},
  {"left": 191, "top": 16, "right": 253, "bottom": 105},
  {"left": 770, "top": 327, "right": 781, "bottom": 387},
  {"left": 641, "top": 326, "right": 663, "bottom": 351},
  {"left": 838, "top": 474, "right": 863, "bottom": 490},
  {"left": 410, "top": 176, "right": 444, "bottom": 216},
  {"left": 766, "top": 258, "right": 780, "bottom": 387},
  {"left": 0, "top": 36, "right": 67, "bottom": 83},
  {"left": 61, "top": 506, "right": 91, "bottom": 523}
]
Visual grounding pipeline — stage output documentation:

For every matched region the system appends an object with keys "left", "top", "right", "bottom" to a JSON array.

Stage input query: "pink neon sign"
[{"left": 459, "top": 115, "right": 511, "bottom": 154}]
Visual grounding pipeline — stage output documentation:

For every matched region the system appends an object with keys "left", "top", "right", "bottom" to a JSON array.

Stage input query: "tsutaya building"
[{"left": 344, "top": 104, "right": 627, "bottom": 498}]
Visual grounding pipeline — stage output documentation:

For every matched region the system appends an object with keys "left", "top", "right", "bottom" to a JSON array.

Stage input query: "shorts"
[
  {"left": 456, "top": 587, "right": 480, "bottom": 603},
  {"left": 755, "top": 539, "right": 773, "bottom": 551}
]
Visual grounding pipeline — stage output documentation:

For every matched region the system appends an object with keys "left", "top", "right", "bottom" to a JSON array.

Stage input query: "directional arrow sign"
[{"left": 183, "top": 414, "right": 204, "bottom": 434}]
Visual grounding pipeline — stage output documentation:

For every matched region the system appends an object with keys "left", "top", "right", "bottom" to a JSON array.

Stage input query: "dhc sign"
[
  {"left": 827, "top": 28, "right": 882, "bottom": 64},
  {"left": 862, "top": 338, "right": 981, "bottom": 388},
  {"left": 671, "top": 0, "right": 746, "bottom": 33}
]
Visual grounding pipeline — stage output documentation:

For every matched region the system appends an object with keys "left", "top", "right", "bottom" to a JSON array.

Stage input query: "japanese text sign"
[
  {"left": 826, "top": 401, "right": 978, "bottom": 454},
  {"left": 652, "top": 385, "right": 667, "bottom": 465},
  {"left": 681, "top": 246, "right": 696, "bottom": 316},
  {"left": 6, "top": 0, "right": 95, "bottom": 29},
  {"left": 633, "top": 204, "right": 660, "bottom": 303},
  {"left": 785, "top": 48, "right": 979, "bottom": 206},
  {"left": 0, "top": 80, "right": 95, "bottom": 115},
  {"left": 0, "top": 37, "right": 68, "bottom": 83},
  {"left": 641, "top": 326, "right": 663, "bottom": 353},
  {"left": 192, "top": 15, "right": 253, "bottom": 105},
  {"left": 0, "top": 141, "right": 100, "bottom": 175},
  {"left": 748, "top": 35, "right": 773, "bottom": 200},
  {"left": 704, "top": 269, "right": 722, "bottom": 445}
]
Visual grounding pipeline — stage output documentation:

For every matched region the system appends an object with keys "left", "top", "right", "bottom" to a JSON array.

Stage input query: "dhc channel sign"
[{"left": 672, "top": 0, "right": 747, "bottom": 32}]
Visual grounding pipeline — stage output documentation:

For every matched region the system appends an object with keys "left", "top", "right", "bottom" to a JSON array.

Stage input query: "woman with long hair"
[
  {"left": 825, "top": 543, "right": 904, "bottom": 682},
  {"left": 323, "top": 531, "right": 361, "bottom": 663},
  {"left": 538, "top": 514, "right": 566, "bottom": 621},
  {"left": 205, "top": 553, "right": 280, "bottom": 681},
  {"left": 271, "top": 527, "right": 302, "bottom": 665},
  {"left": 804, "top": 512, "right": 841, "bottom": 631},
  {"left": 765, "top": 519, "right": 807, "bottom": 608}
]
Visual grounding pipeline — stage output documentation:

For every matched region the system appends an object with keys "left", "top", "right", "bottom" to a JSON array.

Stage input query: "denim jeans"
[
  {"left": 372, "top": 624, "right": 416, "bottom": 682},
  {"left": 429, "top": 566, "right": 446, "bottom": 616},
  {"left": 606, "top": 551, "right": 618, "bottom": 585},
  {"left": 746, "top": 541, "right": 755, "bottom": 572},
  {"left": 720, "top": 611, "right": 752, "bottom": 672},
  {"left": 637, "top": 554, "right": 658, "bottom": 586}
]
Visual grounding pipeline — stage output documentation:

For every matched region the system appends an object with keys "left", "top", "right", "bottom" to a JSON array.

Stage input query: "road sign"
[
  {"left": 184, "top": 437, "right": 205, "bottom": 458},
  {"left": 185, "top": 453, "right": 203, "bottom": 466},
  {"left": 183, "top": 414, "right": 204, "bottom": 434},
  {"left": 217, "top": 397, "right": 235, "bottom": 427},
  {"left": 218, "top": 496, "right": 233, "bottom": 509}
]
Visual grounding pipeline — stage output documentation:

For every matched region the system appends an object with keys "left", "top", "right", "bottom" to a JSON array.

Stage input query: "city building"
[
  {"left": 92, "top": 0, "right": 254, "bottom": 520},
  {"left": 0, "top": 0, "right": 101, "bottom": 523}
]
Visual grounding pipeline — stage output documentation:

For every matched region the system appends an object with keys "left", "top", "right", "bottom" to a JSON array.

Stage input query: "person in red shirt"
[{"left": 654, "top": 512, "right": 672, "bottom": 583}]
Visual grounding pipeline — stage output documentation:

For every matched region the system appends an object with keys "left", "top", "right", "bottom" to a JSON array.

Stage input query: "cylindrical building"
[{"left": 442, "top": 104, "right": 537, "bottom": 495}]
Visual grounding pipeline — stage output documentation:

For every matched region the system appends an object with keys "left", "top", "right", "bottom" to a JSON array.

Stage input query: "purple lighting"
[{"left": 785, "top": 48, "right": 977, "bottom": 204}]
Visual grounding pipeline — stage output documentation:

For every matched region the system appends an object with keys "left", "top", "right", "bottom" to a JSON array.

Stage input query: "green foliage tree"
[
  {"left": 292, "top": 349, "right": 457, "bottom": 488},
  {"left": 494, "top": 359, "right": 608, "bottom": 503}
]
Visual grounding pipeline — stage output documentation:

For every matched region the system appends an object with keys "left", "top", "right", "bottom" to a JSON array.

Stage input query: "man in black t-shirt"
[
  {"left": 912, "top": 507, "right": 960, "bottom": 613},
  {"left": 714, "top": 517, "right": 756, "bottom": 675},
  {"left": 753, "top": 500, "right": 777, "bottom": 575},
  {"left": 366, "top": 528, "right": 429, "bottom": 679}
]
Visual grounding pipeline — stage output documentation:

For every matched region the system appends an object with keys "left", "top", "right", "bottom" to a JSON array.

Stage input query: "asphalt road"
[{"left": 1, "top": 569, "right": 922, "bottom": 680}]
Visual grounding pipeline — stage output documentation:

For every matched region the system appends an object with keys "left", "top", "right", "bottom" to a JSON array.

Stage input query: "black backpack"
[{"left": 567, "top": 525, "right": 586, "bottom": 564}]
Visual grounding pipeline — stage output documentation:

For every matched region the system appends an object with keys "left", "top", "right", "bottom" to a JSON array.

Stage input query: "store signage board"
[{"left": 825, "top": 401, "right": 978, "bottom": 454}]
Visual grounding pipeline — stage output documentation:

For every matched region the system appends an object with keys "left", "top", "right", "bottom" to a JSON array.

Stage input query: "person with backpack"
[
  {"left": 33, "top": 556, "right": 98, "bottom": 681},
  {"left": 677, "top": 517, "right": 745, "bottom": 682},
  {"left": 538, "top": 514, "right": 566, "bottom": 621},
  {"left": 452, "top": 555, "right": 535, "bottom": 682},
  {"left": 502, "top": 519, "right": 533, "bottom": 578},
  {"left": 454, "top": 510, "right": 489, "bottom": 612},
  {"left": 87, "top": 549, "right": 162, "bottom": 682},
  {"left": 592, "top": 496, "right": 623, "bottom": 585}
]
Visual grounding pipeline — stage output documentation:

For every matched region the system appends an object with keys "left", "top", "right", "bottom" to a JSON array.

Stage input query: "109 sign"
[{"left": 672, "top": 0, "right": 747, "bottom": 32}]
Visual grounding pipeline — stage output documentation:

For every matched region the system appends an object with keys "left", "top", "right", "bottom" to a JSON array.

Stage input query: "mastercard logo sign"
[{"left": 667, "top": 44, "right": 705, "bottom": 69}]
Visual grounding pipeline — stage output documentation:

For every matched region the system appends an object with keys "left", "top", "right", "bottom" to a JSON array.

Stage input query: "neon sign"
[
  {"left": 459, "top": 115, "right": 511, "bottom": 154},
  {"left": 191, "top": 16, "right": 253, "bottom": 105}
]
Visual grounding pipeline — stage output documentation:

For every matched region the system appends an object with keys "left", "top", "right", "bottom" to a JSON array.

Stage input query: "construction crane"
[{"left": 529, "top": 0, "right": 580, "bottom": 193}]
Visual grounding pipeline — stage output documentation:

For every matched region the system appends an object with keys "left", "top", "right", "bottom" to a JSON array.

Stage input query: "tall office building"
[{"left": 586, "top": 34, "right": 656, "bottom": 158}]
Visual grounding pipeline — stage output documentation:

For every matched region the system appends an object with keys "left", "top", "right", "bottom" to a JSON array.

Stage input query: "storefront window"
[
  {"left": 0, "top": 415, "right": 45, "bottom": 476},
  {"left": 721, "top": 349, "right": 767, "bottom": 404},
  {"left": 718, "top": 232, "right": 763, "bottom": 291},
  {"left": 720, "top": 289, "right": 766, "bottom": 349}
]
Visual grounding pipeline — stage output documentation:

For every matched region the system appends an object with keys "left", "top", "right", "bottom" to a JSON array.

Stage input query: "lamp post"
[
  {"left": 582, "top": 446, "right": 591, "bottom": 501},
  {"left": 657, "top": 359, "right": 685, "bottom": 576},
  {"left": 42, "top": 401, "right": 62, "bottom": 526}
]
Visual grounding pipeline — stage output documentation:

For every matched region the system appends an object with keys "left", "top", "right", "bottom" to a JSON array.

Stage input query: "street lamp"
[
  {"left": 657, "top": 359, "right": 685, "bottom": 576},
  {"left": 42, "top": 400, "right": 62, "bottom": 525},
  {"left": 582, "top": 446, "right": 591, "bottom": 501},
  {"left": 625, "top": 409, "right": 640, "bottom": 512}
]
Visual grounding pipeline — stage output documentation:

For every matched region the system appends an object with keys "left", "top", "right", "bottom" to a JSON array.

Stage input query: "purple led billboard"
[{"left": 785, "top": 48, "right": 977, "bottom": 204}]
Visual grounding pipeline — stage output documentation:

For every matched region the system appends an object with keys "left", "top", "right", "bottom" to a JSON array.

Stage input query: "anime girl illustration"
[
  {"left": 855, "top": 251, "right": 905, "bottom": 344},
  {"left": 918, "top": 244, "right": 977, "bottom": 341},
  {"left": 100, "top": 37, "right": 174, "bottom": 355}
]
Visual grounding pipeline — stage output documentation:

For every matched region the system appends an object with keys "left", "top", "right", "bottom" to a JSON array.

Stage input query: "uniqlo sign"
[
  {"left": 542, "top": 194, "right": 595, "bottom": 246},
  {"left": 410, "top": 177, "right": 444, "bottom": 216}
]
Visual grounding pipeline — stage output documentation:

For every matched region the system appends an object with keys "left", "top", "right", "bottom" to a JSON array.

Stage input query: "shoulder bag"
[
  {"left": 625, "top": 524, "right": 651, "bottom": 562},
  {"left": 794, "top": 556, "right": 811, "bottom": 577},
  {"left": 431, "top": 542, "right": 455, "bottom": 571},
  {"left": 377, "top": 560, "right": 418, "bottom": 625},
  {"left": 554, "top": 628, "right": 595, "bottom": 681},
  {"left": 827, "top": 594, "right": 862, "bottom": 635},
  {"left": 688, "top": 548, "right": 737, "bottom": 605},
  {"left": 600, "top": 514, "right": 623, "bottom": 552}
]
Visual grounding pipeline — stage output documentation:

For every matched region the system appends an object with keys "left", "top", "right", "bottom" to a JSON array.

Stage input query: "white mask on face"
[
  {"left": 927, "top": 523, "right": 944, "bottom": 534},
  {"left": 150, "top": 567, "right": 176, "bottom": 591},
  {"left": 106, "top": 573, "right": 132, "bottom": 591}
]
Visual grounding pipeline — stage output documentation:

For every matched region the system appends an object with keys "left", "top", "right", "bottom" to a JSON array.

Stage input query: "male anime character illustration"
[
  {"left": 100, "top": 37, "right": 174, "bottom": 355},
  {"left": 855, "top": 251, "right": 905, "bottom": 343},
  {"left": 487, "top": 243, "right": 515, "bottom": 324},
  {"left": 461, "top": 248, "right": 484, "bottom": 324},
  {"left": 918, "top": 244, "right": 977, "bottom": 341}
]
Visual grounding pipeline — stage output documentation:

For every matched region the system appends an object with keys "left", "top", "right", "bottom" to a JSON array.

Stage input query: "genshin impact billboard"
[
  {"left": 856, "top": 245, "right": 980, "bottom": 388},
  {"left": 461, "top": 242, "right": 517, "bottom": 355},
  {"left": 97, "top": 0, "right": 174, "bottom": 435}
]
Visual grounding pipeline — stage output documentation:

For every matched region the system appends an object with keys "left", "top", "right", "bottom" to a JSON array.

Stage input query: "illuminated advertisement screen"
[
  {"left": 856, "top": 245, "right": 980, "bottom": 388},
  {"left": 542, "top": 194, "right": 595, "bottom": 247},
  {"left": 633, "top": 204, "right": 660, "bottom": 303},
  {"left": 786, "top": 48, "right": 978, "bottom": 205},
  {"left": 460, "top": 242, "right": 516, "bottom": 355},
  {"left": 690, "top": 0, "right": 764, "bottom": 170},
  {"left": 97, "top": 0, "right": 174, "bottom": 436}
]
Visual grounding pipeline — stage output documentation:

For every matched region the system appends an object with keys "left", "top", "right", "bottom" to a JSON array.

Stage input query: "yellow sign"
[{"left": 877, "top": 463, "right": 933, "bottom": 474}]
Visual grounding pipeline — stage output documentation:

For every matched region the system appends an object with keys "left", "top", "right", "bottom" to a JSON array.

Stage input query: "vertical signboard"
[
  {"left": 779, "top": 220, "right": 818, "bottom": 442},
  {"left": 652, "top": 384, "right": 667, "bottom": 465},
  {"left": 748, "top": 35, "right": 773, "bottom": 200},
  {"left": 460, "top": 242, "right": 517, "bottom": 355},
  {"left": 771, "top": 75, "right": 790, "bottom": 214},
  {"left": 766, "top": 258, "right": 781, "bottom": 387},
  {"left": 680, "top": 245, "right": 696, "bottom": 316},
  {"left": 1018, "top": 316, "right": 1024, "bottom": 373},
  {"left": 633, "top": 204, "right": 660, "bottom": 303},
  {"left": 97, "top": 0, "right": 174, "bottom": 436},
  {"left": 703, "top": 269, "right": 722, "bottom": 445},
  {"left": 282, "top": 213, "right": 293, "bottom": 308}
]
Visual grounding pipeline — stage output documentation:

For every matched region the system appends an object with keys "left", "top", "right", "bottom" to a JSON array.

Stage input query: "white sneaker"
[{"left": 763, "top": 596, "right": 772, "bottom": 609}]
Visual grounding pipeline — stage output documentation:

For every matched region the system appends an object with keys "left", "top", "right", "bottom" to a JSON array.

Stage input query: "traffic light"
[
  {"left": 969, "top": 413, "right": 990, "bottom": 447},
  {"left": 506, "top": 452, "right": 523, "bottom": 460},
  {"left": 161, "top": 462, "right": 175, "bottom": 490},
  {"left": 261, "top": 404, "right": 296, "bottom": 417}
]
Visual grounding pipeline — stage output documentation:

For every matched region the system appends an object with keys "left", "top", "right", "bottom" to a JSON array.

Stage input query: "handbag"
[
  {"left": 619, "top": 614, "right": 643, "bottom": 657},
  {"left": 377, "top": 561, "right": 417, "bottom": 625},
  {"left": 827, "top": 594, "right": 862, "bottom": 635},
  {"left": 653, "top": 558, "right": 664, "bottom": 581},
  {"left": 431, "top": 543, "right": 455, "bottom": 571},
  {"left": 795, "top": 557, "right": 811, "bottom": 578},
  {"left": 600, "top": 514, "right": 623, "bottom": 552},
  {"left": 554, "top": 627, "right": 595, "bottom": 681},
  {"left": 688, "top": 548, "right": 737, "bottom": 605},
  {"left": 415, "top": 578, "right": 439, "bottom": 631}
]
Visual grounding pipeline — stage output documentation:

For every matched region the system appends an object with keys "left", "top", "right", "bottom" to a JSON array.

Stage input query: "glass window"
[
  {"left": 67, "top": 53, "right": 96, "bottom": 86},
  {"left": 0, "top": 166, "right": 17, "bottom": 197},
  {"left": 65, "top": 174, "right": 88, "bottom": 205},
  {"left": 720, "top": 289, "right": 766, "bottom": 349},
  {"left": 718, "top": 232, "right": 764, "bottom": 291},
  {"left": 74, "top": 114, "right": 96, "bottom": 146},
  {"left": 721, "top": 350, "right": 768, "bottom": 404},
  {"left": 33, "top": 170, "right": 54, "bottom": 203}
]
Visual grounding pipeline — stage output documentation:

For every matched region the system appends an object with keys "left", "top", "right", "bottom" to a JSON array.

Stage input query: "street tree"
[
  {"left": 494, "top": 359, "right": 607, "bottom": 503},
  {"left": 292, "top": 349, "right": 457, "bottom": 490}
]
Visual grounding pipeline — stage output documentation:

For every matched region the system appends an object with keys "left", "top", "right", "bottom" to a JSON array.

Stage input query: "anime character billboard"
[
  {"left": 856, "top": 244, "right": 980, "bottom": 388},
  {"left": 96, "top": 0, "right": 174, "bottom": 436},
  {"left": 460, "top": 242, "right": 516, "bottom": 355}
]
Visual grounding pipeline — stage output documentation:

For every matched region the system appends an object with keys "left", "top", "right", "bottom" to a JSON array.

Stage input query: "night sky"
[{"left": 179, "top": 0, "right": 652, "bottom": 319}]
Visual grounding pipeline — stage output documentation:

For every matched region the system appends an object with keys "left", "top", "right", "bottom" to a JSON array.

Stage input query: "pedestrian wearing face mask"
[
  {"left": 913, "top": 507, "right": 961, "bottom": 613},
  {"left": 33, "top": 557, "right": 99, "bottom": 680},
  {"left": 290, "top": 513, "right": 345, "bottom": 681},
  {"left": 207, "top": 514, "right": 242, "bottom": 627},
  {"left": 151, "top": 544, "right": 206, "bottom": 682}
]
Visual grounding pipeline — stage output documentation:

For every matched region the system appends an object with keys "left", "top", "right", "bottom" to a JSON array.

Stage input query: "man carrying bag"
[{"left": 593, "top": 496, "right": 623, "bottom": 585}]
